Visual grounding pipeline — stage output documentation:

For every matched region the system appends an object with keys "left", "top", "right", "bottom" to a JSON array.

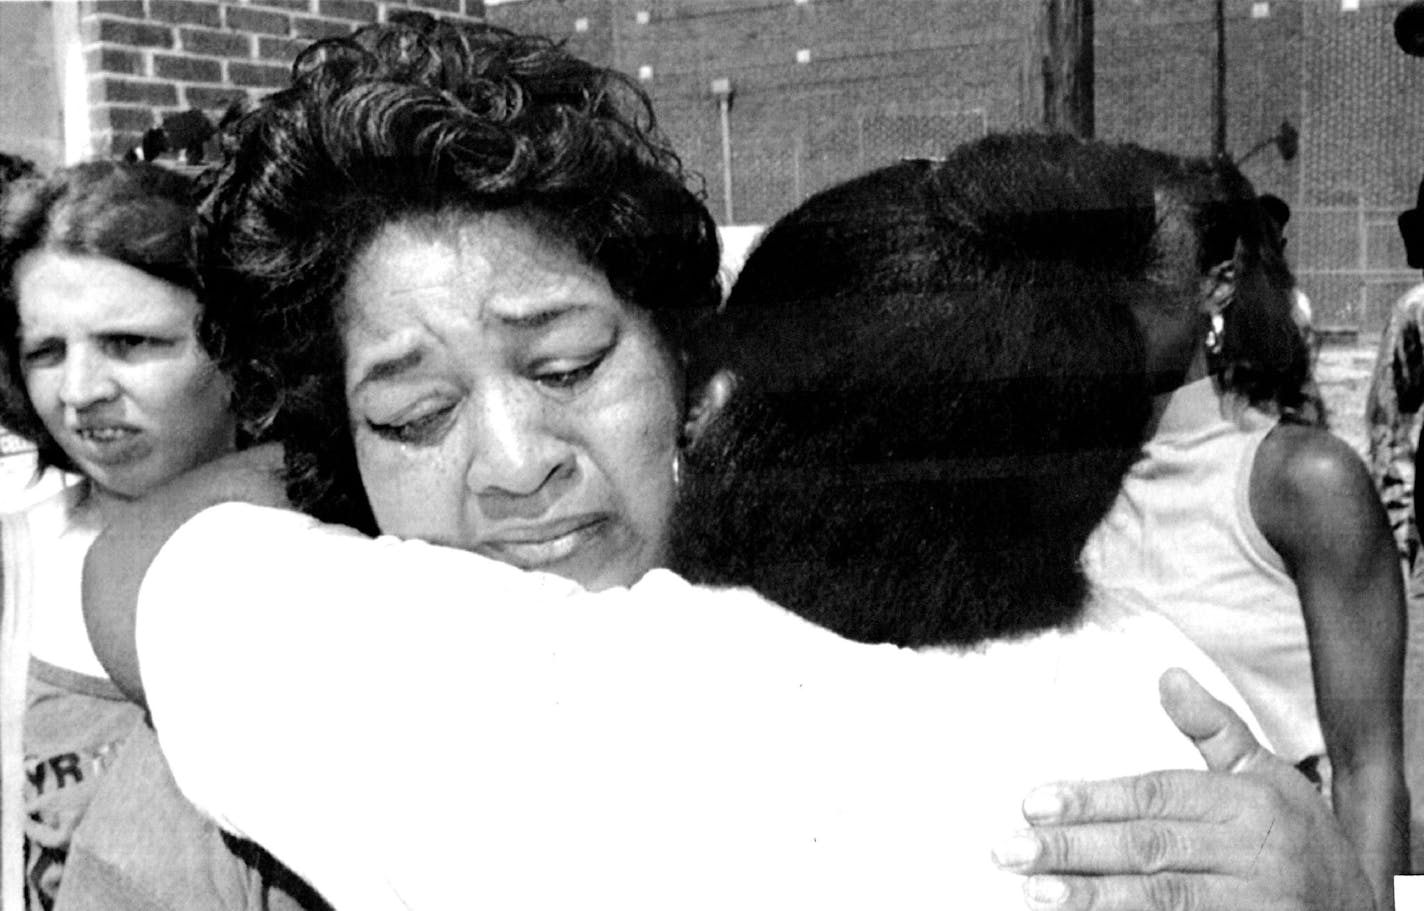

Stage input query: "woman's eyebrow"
[
  {"left": 493, "top": 301, "right": 593, "bottom": 330},
  {"left": 353, "top": 347, "right": 424, "bottom": 394}
]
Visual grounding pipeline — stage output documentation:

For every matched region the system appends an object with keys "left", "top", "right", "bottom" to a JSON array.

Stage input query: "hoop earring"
[
  {"left": 672, "top": 452, "right": 682, "bottom": 489},
  {"left": 1205, "top": 311, "right": 1227, "bottom": 357}
]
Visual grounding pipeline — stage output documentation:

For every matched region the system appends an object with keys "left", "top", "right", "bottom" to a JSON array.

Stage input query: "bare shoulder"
[
  {"left": 1255, "top": 423, "right": 1372, "bottom": 498},
  {"left": 1251, "top": 422, "right": 1387, "bottom": 557}
]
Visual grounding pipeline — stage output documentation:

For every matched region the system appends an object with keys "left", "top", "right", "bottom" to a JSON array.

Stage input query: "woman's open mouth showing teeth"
[
  {"left": 77, "top": 426, "right": 137, "bottom": 442},
  {"left": 67, "top": 424, "right": 147, "bottom": 467}
]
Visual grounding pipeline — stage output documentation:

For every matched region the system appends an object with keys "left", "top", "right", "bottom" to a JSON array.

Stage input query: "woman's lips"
[
  {"left": 477, "top": 516, "right": 609, "bottom": 568},
  {"left": 65, "top": 422, "right": 146, "bottom": 465}
]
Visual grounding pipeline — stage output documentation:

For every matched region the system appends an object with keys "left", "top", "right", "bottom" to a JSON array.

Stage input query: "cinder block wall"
[{"left": 81, "top": 0, "right": 487, "bottom": 158}]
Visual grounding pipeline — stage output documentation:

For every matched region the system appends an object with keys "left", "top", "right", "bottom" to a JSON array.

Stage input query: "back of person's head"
[
  {"left": 0, "top": 159, "right": 199, "bottom": 475},
  {"left": 1180, "top": 165, "right": 1309, "bottom": 413},
  {"left": 1258, "top": 193, "right": 1290, "bottom": 233},
  {"left": 200, "top": 13, "right": 720, "bottom": 530},
  {"left": 672, "top": 133, "right": 1226, "bottom": 647},
  {"left": 1400, "top": 175, "right": 1424, "bottom": 270}
]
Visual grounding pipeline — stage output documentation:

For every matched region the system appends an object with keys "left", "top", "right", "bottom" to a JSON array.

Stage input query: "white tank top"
[{"left": 1082, "top": 377, "right": 1323, "bottom": 762}]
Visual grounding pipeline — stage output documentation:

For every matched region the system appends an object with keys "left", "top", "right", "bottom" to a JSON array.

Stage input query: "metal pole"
[
  {"left": 718, "top": 96, "right": 734, "bottom": 224},
  {"left": 711, "top": 78, "right": 735, "bottom": 224}
]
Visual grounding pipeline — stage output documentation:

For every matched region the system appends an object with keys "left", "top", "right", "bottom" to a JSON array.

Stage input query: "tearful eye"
[
  {"left": 366, "top": 404, "right": 457, "bottom": 445},
  {"left": 533, "top": 350, "right": 608, "bottom": 390}
]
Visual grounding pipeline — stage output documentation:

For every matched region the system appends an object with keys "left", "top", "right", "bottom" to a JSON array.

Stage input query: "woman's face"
[
  {"left": 15, "top": 250, "right": 236, "bottom": 500},
  {"left": 342, "top": 213, "right": 682, "bottom": 591}
]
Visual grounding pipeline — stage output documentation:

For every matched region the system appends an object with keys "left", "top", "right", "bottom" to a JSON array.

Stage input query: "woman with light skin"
[
  {"left": 77, "top": 27, "right": 1374, "bottom": 906},
  {"left": 0, "top": 160, "right": 237, "bottom": 909}
]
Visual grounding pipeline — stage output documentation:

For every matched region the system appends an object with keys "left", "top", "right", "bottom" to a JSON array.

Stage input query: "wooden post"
[
  {"left": 1213, "top": 0, "right": 1227, "bottom": 158},
  {"left": 1029, "top": 0, "right": 1095, "bottom": 138}
]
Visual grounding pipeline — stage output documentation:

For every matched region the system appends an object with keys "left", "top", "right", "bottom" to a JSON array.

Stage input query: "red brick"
[
  {"left": 154, "top": 53, "right": 223, "bottom": 82},
  {"left": 386, "top": 7, "right": 428, "bottom": 25},
  {"left": 87, "top": 18, "right": 175, "bottom": 49},
  {"left": 257, "top": 36, "right": 307, "bottom": 63},
  {"left": 86, "top": 47, "right": 145, "bottom": 76},
  {"left": 227, "top": 61, "right": 292, "bottom": 89},
  {"left": 180, "top": 27, "right": 251, "bottom": 58},
  {"left": 226, "top": 6, "right": 292, "bottom": 36},
  {"left": 150, "top": 0, "right": 221, "bottom": 28},
  {"left": 92, "top": 105, "right": 159, "bottom": 133},
  {"left": 293, "top": 16, "right": 353, "bottom": 39},
  {"left": 89, "top": 0, "right": 145, "bottom": 18},
  {"left": 183, "top": 85, "right": 249, "bottom": 110},
  {"left": 464, "top": 0, "right": 486, "bottom": 17},
  {"left": 249, "top": 0, "right": 313, "bottom": 11},
  {"left": 92, "top": 76, "right": 180, "bottom": 106},
  {"left": 318, "top": 0, "right": 377, "bottom": 22}
]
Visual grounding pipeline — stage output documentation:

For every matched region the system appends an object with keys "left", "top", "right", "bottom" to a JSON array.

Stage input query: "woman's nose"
[
  {"left": 464, "top": 386, "right": 576, "bottom": 512},
  {"left": 59, "top": 347, "right": 119, "bottom": 410}
]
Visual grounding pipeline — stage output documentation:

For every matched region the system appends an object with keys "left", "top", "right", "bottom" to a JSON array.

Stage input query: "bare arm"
[
  {"left": 1252, "top": 423, "right": 1408, "bottom": 910},
  {"left": 83, "top": 443, "right": 288, "bottom": 705},
  {"left": 996, "top": 669, "right": 1376, "bottom": 911}
]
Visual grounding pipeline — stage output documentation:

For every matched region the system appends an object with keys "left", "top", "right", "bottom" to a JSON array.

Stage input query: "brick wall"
[
  {"left": 79, "top": 0, "right": 487, "bottom": 159},
  {"left": 489, "top": 0, "right": 1304, "bottom": 224},
  {"left": 47, "top": 0, "right": 1424, "bottom": 330}
]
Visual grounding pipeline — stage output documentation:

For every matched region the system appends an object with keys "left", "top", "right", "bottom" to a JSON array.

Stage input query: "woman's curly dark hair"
[
  {"left": 198, "top": 14, "right": 722, "bottom": 531},
  {"left": 0, "top": 160, "right": 203, "bottom": 477}
]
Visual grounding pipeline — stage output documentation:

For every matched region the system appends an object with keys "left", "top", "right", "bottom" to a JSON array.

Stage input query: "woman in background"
[
  {"left": 1081, "top": 154, "right": 1408, "bottom": 908},
  {"left": 0, "top": 160, "right": 237, "bottom": 909}
]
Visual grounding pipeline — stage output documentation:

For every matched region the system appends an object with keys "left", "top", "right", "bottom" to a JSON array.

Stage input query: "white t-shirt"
[{"left": 136, "top": 503, "right": 1264, "bottom": 911}]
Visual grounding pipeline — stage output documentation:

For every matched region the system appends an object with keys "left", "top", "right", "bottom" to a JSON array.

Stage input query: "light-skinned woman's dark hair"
[
  {"left": 0, "top": 160, "right": 202, "bottom": 477},
  {"left": 198, "top": 14, "right": 722, "bottom": 531},
  {"left": 671, "top": 133, "right": 1306, "bottom": 648}
]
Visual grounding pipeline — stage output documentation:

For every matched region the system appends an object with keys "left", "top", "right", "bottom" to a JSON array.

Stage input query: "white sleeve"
[
  {"left": 138, "top": 505, "right": 1267, "bottom": 911},
  {"left": 135, "top": 503, "right": 892, "bottom": 910},
  {"left": 136, "top": 502, "right": 650, "bottom": 909}
]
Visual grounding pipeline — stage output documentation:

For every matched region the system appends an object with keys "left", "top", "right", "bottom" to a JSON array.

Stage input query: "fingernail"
[
  {"left": 1023, "top": 876, "right": 1070, "bottom": 908},
  {"left": 990, "top": 831, "right": 1040, "bottom": 870},
  {"left": 1022, "top": 786, "right": 1064, "bottom": 823}
]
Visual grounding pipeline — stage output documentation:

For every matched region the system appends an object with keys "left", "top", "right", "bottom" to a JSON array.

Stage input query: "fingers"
[
  {"left": 1013, "top": 873, "right": 1253, "bottom": 911},
  {"left": 991, "top": 821, "right": 1243, "bottom": 877},
  {"left": 1016, "top": 770, "right": 1246, "bottom": 827},
  {"left": 1157, "top": 668, "right": 1269, "bottom": 774}
]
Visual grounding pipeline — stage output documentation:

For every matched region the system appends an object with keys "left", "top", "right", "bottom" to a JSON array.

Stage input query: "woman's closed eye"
[
  {"left": 366, "top": 402, "right": 458, "bottom": 445},
  {"left": 532, "top": 349, "right": 609, "bottom": 391}
]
